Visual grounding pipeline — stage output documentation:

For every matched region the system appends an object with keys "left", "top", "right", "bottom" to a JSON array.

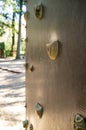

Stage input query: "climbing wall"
[{"left": 25, "top": 0, "right": 86, "bottom": 130}]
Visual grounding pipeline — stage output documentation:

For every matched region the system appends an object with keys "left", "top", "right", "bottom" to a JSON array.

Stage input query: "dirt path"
[{"left": 0, "top": 59, "right": 25, "bottom": 130}]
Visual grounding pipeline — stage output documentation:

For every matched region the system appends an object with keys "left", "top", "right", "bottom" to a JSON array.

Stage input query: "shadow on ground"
[{"left": 0, "top": 59, "right": 25, "bottom": 130}]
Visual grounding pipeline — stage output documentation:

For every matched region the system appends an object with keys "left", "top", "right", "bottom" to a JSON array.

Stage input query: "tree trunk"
[
  {"left": 16, "top": 0, "right": 23, "bottom": 59},
  {"left": 10, "top": 12, "right": 15, "bottom": 56}
]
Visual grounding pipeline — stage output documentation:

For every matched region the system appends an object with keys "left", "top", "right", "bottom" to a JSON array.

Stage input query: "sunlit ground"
[{"left": 0, "top": 59, "right": 25, "bottom": 130}]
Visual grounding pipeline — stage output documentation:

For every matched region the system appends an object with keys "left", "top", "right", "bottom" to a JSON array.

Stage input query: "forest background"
[{"left": 0, "top": 0, "right": 26, "bottom": 59}]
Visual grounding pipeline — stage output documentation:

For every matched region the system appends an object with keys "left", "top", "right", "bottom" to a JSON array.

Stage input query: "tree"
[
  {"left": 0, "top": 11, "right": 11, "bottom": 36},
  {"left": 16, "top": 0, "right": 23, "bottom": 59},
  {"left": 0, "top": 0, "right": 25, "bottom": 58},
  {"left": 0, "top": 21, "right": 5, "bottom": 36},
  {"left": 0, "top": 0, "right": 16, "bottom": 56},
  {"left": 10, "top": 12, "right": 15, "bottom": 56},
  {"left": 3, "top": 0, "right": 18, "bottom": 56}
]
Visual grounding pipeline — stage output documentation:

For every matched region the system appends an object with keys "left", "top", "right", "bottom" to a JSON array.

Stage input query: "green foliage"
[
  {"left": 0, "top": 21, "right": 11, "bottom": 36},
  {"left": 0, "top": 25, "right": 5, "bottom": 36},
  {"left": 0, "top": 15, "right": 11, "bottom": 37},
  {"left": 0, "top": 0, "right": 25, "bottom": 37},
  {"left": 4, "top": 42, "right": 11, "bottom": 57},
  {"left": 0, "top": 12, "right": 11, "bottom": 36},
  {"left": 5, "top": 50, "right": 11, "bottom": 57},
  {"left": 0, "top": 0, "right": 26, "bottom": 58},
  {"left": 5, "top": 42, "right": 11, "bottom": 50}
]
